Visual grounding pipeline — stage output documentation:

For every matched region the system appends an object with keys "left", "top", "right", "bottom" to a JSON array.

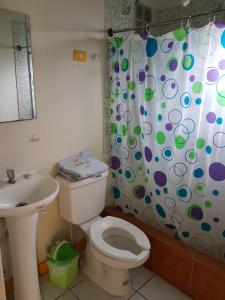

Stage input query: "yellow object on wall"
[{"left": 73, "top": 50, "right": 87, "bottom": 62}]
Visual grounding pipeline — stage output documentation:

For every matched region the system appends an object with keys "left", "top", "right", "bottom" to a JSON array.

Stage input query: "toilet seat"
[{"left": 90, "top": 216, "right": 150, "bottom": 262}]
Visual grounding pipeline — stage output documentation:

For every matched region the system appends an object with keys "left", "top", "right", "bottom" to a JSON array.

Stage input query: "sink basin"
[
  {"left": 0, "top": 169, "right": 59, "bottom": 217},
  {"left": 0, "top": 169, "right": 59, "bottom": 300}
]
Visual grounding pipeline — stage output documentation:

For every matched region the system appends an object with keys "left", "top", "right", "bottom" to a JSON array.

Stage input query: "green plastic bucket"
[{"left": 47, "top": 245, "right": 79, "bottom": 289}]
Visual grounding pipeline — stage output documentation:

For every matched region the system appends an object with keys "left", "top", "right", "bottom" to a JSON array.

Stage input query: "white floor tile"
[
  {"left": 129, "top": 292, "right": 147, "bottom": 300},
  {"left": 71, "top": 277, "right": 135, "bottom": 300},
  {"left": 67, "top": 269, "right": 86, "bottom": 289},
  {"left": 138, "top": 276, "right": 191, "bottom": 300},
  {"left": 56, "top": 291, "right": 78, "bottom": 300},
  {"left": 130, "top": 267, "right": 154, "bottom": 290},
  {"left": 39, "top": 274, "right": 67, "bottom": 300}
]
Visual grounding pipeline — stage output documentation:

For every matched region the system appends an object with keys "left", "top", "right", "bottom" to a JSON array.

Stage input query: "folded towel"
[{"left": 58, "top": 149, "right": 108, "bottom": 181}]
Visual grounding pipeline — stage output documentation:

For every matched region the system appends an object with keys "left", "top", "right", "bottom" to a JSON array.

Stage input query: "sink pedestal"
[{"left": 6, "top": 212, "right": 41, "bottom": 300}]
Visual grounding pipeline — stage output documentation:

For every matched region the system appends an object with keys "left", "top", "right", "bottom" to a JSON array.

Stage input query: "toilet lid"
[{"left": 90, "top": 216, "right": 150, "bottom": 261}]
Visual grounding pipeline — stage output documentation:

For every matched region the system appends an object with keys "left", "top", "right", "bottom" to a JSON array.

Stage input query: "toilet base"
[{"left": 83, "top": 243, "right": 132, "bottom": 296}]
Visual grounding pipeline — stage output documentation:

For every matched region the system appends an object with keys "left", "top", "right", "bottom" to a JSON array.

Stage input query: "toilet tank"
[{"left": 56, "top": 170, "right": 108, "bottom": 225}]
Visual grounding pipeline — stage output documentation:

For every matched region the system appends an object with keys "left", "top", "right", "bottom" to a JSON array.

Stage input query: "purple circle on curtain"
[
  {"left": 145, "top": 64, "right": 149, "bottom": 71},
  {"left": 171, "top": 82, "right": 176, "bottom": 89},
  {"left": 126, "top": 75, "right": 130, "bottom": 81},
  {"left": 215, "top": 23, "right": 225, "bottom": 28},
  {"left": 209, "top": 162, "right": 225, "bottom": 181},
  {"left": 144, "top": 146, "right": 153, "bottom": 162},
  {"left": 111, "top": 156, "right": 121, "bottom": 170},
  {"left": 207, "top": 69, "right": 219, "bottom": 82},
  {"left": 161, "top": 75, "right": 166, "bottom": 81},
  {"left": 206, "top": 112, "right": 216, "bottom": 124},
  {"left": 168, "top": 41, "right": 173, "bottom": 48},
  {"left": 191, "top": 207, "right": 203, "bottom": 220},
  {"left": 116, "top": 115, "right": 121, "bottom": 121},
  {"left": 169, "top": 60, "right": 177, "bottom": 71},
  {"left": 114, "top": 62, "right": 119, "bottom": 73},
  {"left": 138, "top": 71, "right": 146, "bottom": 82},
  {"left": 154, "top": 171, "right": 167, "bottom": 186},
  {"left": 219, "top": 60, "right": 225, "bottom": 70},
  {"left": 165, "top": 123, "right": 173, "bottom": 131},
  {"left": 140, "top": 105, "right": 145, "bottom": 115},
  {"left": 190, "top": 75, "right": 195, "bottom": 82},
  {"left": 139, "top": 31, "right": 148, "bottom": 40}
]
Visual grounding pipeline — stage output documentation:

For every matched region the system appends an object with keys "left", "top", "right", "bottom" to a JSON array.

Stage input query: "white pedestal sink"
[{"left": 0, "top": 169, "right": 59, "bottom": 300}]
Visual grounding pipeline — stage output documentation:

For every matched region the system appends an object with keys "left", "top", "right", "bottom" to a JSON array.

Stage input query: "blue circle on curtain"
[
  {"left": 221, "top": 30, "right": 225, "bottom": 48},
  {"left": 162, "top": 147, "right": 174, "bottom": 161},
  {"left": 121, "top": 89, "right": 128, "bottom": 102},
  {"left": 180, "top": 92, "right": 192, "bottom": 108},
  {"left": 176, "top": 185, "right": 192, "bottom": 202},
  {"left": 182, "top": 54, "right": 194, "bottom": 71},
  {"left": 193, "top": 168, "right": 204, "bottom": 178},
  {"left": 123, "top": 167, "right": 135, "bottom": 182},
  {"left": 156, "top": 204, "right": 166, "bottom": 218},
  {"left": 201, "top": 222, "right": 211, "bottom": 231},
  {"left": 113, "top": 187, "right": 121, "bottom": 199},
  {"left": 146, "top": 37, "right": 158, "bottom": 57},
  {"left": 115, "top": 135, "right": 122, "bottom": 146},
  {"left": 135, "top": 151, "right": 142, "bottom": 160}
]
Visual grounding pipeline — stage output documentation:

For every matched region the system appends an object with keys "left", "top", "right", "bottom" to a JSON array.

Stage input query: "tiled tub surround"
[{"left": 102, "top": 206, "right": 225, "bottom": 300}]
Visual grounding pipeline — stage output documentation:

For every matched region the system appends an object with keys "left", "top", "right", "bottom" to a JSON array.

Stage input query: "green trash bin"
[{"left": 47, "top": 241, "right": 79, "bottom": 289}]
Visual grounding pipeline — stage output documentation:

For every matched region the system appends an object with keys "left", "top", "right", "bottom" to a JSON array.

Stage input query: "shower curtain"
[{"left": 109, "top": 23, "right": 225, "bottom": 262}]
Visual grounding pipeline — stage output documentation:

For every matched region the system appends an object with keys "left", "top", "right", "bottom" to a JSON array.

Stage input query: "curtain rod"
[{"left": 107, "top": 8, "right": 225, "bottom": 37}]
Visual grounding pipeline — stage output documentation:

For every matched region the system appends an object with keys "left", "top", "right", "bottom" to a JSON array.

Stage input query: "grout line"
[
  {"left": 136, "top": 290, "right": 148, "bottom": 300},
  {"left": 54, "top": 290, "right": 75, "bottom": 300},
  {"left": 70, "top": 288, "right": 81, "bottom": 300},
  {"left": 136, "top": 274, "right": 155, "bottom": 292}
]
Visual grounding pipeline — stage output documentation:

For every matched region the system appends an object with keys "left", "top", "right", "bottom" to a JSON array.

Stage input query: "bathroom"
[{"left": 0, "top": 0, "right": 225, "bottom": 299}]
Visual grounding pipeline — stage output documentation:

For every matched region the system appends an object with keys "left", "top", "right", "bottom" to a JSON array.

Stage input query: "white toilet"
[{"left": 57, "top": 170, "right": 150, "bottom": 296}]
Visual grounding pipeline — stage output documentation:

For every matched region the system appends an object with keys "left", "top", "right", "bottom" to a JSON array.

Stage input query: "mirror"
[{"left": 0, "top": 9, "right": 36, "bottom": 122}]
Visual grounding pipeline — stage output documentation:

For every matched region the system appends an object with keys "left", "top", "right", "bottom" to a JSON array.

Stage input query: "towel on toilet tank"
[{"left": 58, "top": 149, "right": 108, "bottom": 181}]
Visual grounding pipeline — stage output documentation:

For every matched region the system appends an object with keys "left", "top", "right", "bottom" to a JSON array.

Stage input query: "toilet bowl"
[
  {"left": 57, "top": 170, "right": 150, "bottom": 296},
  {"left": 81, "top": 216, "right": 150, "bottom": 296}
]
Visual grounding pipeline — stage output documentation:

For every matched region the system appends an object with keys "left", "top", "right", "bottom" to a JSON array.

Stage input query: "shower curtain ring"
[
  {"left": 185, "top": 16, "right": 192, "bottom": 29},
  {"left": 180, "top": 18, "right": 184, "bottom": 28},
  {"left": 145, "top": 24, "right": 150, "bottom": 34},
  {"left": 208, "top": 13, "right": 216, "bottom": 25}
]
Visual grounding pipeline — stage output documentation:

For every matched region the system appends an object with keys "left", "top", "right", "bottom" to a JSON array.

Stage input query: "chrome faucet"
[{"left": 6, "top": 169, "right": 16, "bottom": 184}]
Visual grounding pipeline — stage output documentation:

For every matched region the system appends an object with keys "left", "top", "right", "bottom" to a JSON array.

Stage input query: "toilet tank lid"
[{"left": 56, "top": 170, "right": 108, "bottom": 188}]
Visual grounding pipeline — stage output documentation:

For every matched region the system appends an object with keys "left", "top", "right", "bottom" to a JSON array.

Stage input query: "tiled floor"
[{"left": 39, "top": 266, "right": 191, "bottom": 300}]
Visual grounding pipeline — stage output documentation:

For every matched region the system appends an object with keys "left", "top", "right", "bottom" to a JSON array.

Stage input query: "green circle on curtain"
[
  {"left": 128, "top": 81, "right": 136, "bottom": 90},
  {"left": 217, "top": 93, "right": 225, "bottom": 106},
  {"left": 114, "top": 36, "right": 123, "bottom": 48},
  {"left": 144, "top": 88, "right": 154, "bottom": 101},
  {"left": 196, "top": 138, "right": 205, "bottom": 149},
  {"left": 175, "top": 135, "right": 186, "bottom": 149},
  {"left": 121, "top": 58, "right": 129, "bottom": 71},
  {"left": 173, "top": 28, "right": 187, "bottom": 41},
  {"left": 192, "top": 82, "right": 203, "bottom": 93},
  {"left": 205, "top": 200, "right": 212, "bottom": 208},
  {"left": 134, "top": 126, "right": 141, "bottom": 135},
  {"left": 111, "top": 123, "right": 117, "bottom": 134},
  {"left": 121, "top": 125, "right": 127, "bottom": 136},
  {"left": 182, "top": 54, "right": 194, "bottom": 70},
  {"left": 189, "top": 151, "right": 196, "bottom": 160},
  {"left": 156, "top": 131, "right": 166, "bottom": 144}
]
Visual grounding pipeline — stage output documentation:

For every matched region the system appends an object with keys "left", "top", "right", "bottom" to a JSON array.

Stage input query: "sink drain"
[{"left": 15, "top": 202, "right": 28, "bottom": 207}]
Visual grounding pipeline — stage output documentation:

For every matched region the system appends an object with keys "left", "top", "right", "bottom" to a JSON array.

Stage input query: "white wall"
[{"left": 0, "top": 0, "right": 105, "bottom": 262}]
